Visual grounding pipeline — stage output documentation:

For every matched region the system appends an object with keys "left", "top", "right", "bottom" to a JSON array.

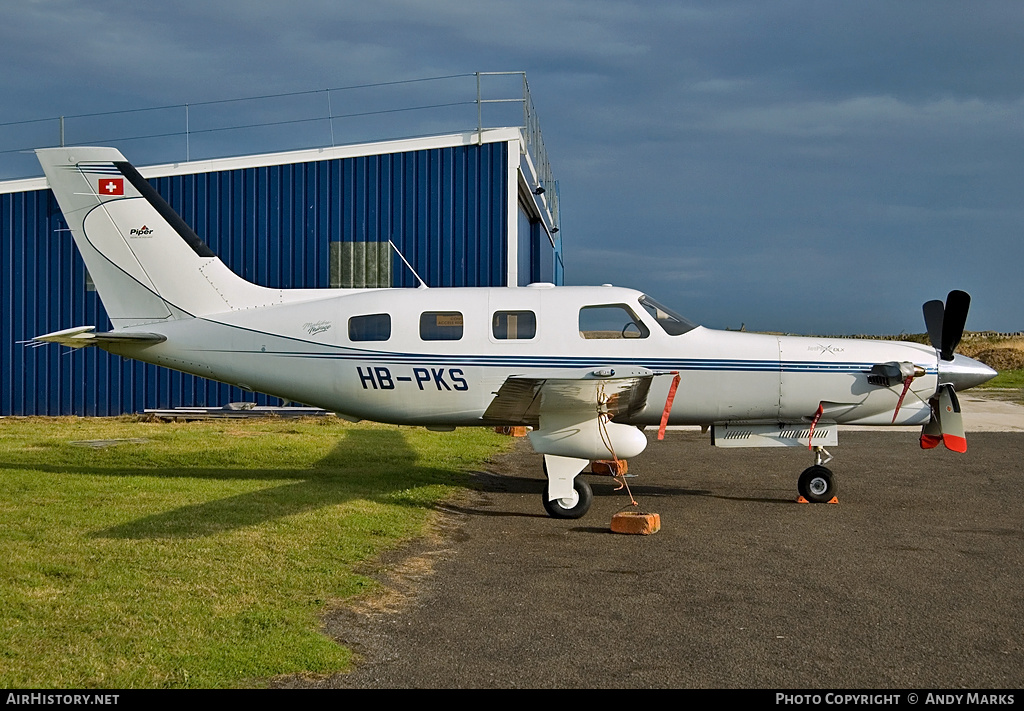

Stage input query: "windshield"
[{"left": 638, "top": 294, "right": 698, "bottom": 336}]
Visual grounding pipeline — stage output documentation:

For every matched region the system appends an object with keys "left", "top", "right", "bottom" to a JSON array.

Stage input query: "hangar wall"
[{"left": 0, "top": 129, "right": 561, "bottom": 415}]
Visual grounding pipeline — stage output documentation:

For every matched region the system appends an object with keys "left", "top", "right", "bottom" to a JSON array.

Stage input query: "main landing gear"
[
  {"left": 541, "top": 455, "right": 594, "bottom": 519},
  {"left": 798, "top": 446, "right": 838, "bottom": 503},
  {"left": 542, "top": 477, "right": 593, "bottom": 519}
]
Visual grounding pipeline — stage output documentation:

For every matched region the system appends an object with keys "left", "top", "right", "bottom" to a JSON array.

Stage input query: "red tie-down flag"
[{"left": 98, "top": 178, "right": 124, "bottom": 196}]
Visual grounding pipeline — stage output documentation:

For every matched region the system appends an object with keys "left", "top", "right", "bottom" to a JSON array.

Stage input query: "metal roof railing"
[
  {"left": 475, "top": 71, "right": 559, "bottom": 230},
  {"left": 0, "top": 72, "right": 558, "bottom": 228}
]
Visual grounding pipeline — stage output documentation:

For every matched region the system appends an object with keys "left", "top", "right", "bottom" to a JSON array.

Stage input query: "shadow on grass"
[{"left": 2, "top": 428, "right": 458, "bottom": 539}]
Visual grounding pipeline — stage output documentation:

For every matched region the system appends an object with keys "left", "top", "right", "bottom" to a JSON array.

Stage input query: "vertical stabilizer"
[{"left": 36, "top": 147, "right": 284, "bottom": 328}]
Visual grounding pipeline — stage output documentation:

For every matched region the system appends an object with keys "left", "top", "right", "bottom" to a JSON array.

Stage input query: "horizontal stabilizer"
[{"left": 33, "top": 326, "right": 165, "bottom": 349}]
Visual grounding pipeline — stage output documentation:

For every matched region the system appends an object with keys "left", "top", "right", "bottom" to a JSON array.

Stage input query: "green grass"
[
  {"left": 976, "top": 369, "right": 1024, "bottom": 405},
  {"left": 0, "top": 417, "right": 510, "bottom": 688},
  {"left": 979, "top": 369, "right": 1024, "bottom": 389}
]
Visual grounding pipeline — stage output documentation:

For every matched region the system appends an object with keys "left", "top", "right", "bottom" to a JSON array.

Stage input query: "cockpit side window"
[
  {"left": 579, "top": 304, "right": 650, "bottom": 340},
  {"left": 639, "top": 295, "right": 697, "bottom": 335}
]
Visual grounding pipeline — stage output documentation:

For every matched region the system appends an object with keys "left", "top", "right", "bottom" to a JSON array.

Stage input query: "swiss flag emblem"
[{"left": 99, "top": 178, "right": 124, "bottom": 196}]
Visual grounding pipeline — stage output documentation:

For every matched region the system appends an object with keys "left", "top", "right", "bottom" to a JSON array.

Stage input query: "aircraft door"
[{"left": 778, "top": 337, "right": 828, "bottom": 420}]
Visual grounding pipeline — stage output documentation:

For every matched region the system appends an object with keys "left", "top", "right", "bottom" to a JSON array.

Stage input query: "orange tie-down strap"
[{"left": 658, "top": 372, "right": 681, "bottom": 440}]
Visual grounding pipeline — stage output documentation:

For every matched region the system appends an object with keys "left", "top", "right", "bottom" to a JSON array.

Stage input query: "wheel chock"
[
  {"left": 796, "top": 496, "right": 840, "bottom": 504},
  {"left": 611, "top": 511, "right": 660, "bottom": 535},
  {"left": 592, "top": 459, "right": 628, "bottom": 476},
  {"left": 494, "top": 426, "right": 528, "bottom": 437}
]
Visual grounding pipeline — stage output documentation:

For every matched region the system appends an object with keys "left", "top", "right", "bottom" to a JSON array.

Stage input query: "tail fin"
[{"left": 37, "top": 147, "right": 283, "bottom": 328}]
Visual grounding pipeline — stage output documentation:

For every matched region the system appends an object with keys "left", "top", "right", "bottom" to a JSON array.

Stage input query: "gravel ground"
[{"left": 275, "top": 428, "right": 1024, "bottom": 689}]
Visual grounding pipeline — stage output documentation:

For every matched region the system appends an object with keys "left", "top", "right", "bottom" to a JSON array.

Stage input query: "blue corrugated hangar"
[{"left": 1, "top": 127, "right": 562, "bottom": 415}]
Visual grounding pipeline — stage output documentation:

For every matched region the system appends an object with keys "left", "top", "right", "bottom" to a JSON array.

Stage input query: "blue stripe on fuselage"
[{"left": 197, "top": 348, "right": 937, "bottom": 375}]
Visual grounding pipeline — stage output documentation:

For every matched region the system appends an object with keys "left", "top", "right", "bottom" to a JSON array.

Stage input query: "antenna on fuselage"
[{"left": 388, "top": 240, "right": 428, "bottom": 289}]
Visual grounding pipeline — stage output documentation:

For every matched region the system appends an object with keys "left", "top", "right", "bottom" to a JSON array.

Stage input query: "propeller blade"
[
  {"left": 920, "top": 384, "right": 967, "bottom": 452},
  {"left": 940, "top": 290, "right": 970, "bottom": 361},
  {"left": 919, "top": 291, "right": 973, "bottom": 451},
  {"left": 920, "top": 418, "right": 942, "bottom": 449},
  {"left": 937, "top": 384, "right": 967, "bottom": 452},
  {"left": 923, "top": 299, "right": 945, "bottom": 352}
]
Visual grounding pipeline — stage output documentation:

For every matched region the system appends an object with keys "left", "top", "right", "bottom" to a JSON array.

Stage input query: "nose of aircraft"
[{"left": 940, "top": 354, "right": 998, "bottom": 391}]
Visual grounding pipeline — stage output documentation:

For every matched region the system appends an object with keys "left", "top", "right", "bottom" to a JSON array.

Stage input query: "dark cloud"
[{"left": 1, "top": 0, "right": 1021, "bottom": 332}]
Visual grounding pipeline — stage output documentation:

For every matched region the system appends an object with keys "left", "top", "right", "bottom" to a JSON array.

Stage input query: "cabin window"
[
  {"left": 420, "top": 311, "right": 464, "bottom": 341},
  {"left": 492, "top": 310, "right": 537, "bottom": 340},
  {"left": 349, "top": 313, "right": 391, "bottom": 341},
  {"left": 579, "top": 304, "right": 650, "bottom": 340}
]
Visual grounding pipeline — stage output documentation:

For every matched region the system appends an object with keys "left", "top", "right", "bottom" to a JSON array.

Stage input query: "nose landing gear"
[{"left": 798, "top": 446, "right": 838, "bottom": 503}]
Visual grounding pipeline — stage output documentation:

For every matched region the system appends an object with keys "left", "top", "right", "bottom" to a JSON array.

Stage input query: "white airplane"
[{"left": 33, "top": 146, "right": 997, "bottom": 519}]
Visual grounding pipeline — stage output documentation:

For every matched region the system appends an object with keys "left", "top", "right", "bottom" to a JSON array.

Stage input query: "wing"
[{"left": 482, "top": 367, "right": 657, "bottom": 427}]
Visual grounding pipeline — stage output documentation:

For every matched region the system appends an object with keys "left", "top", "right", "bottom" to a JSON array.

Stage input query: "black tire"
[
  {"left": 798, "top": 465, "right": 837, "bottom": 503},
  {"left": 542, "top": 477, "right": 593, "bottom": 519}
]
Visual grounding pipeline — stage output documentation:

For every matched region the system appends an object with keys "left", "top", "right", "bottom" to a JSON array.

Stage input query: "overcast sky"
[{"left": 2, "top": 0, "right": 1022, "bottom": 334}]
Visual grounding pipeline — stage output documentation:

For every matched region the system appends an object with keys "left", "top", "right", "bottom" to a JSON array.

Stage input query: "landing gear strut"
[{"left": 798, "top": 446, "right": 838, "bottom": 503}]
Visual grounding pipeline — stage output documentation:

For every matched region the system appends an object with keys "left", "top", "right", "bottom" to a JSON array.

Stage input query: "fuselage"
[
  {"left": 35, "top": 146, "right": 1000, "bottom": 520},
  {"left": 104, "top": 284, "right": 963, "bottom": 429}
]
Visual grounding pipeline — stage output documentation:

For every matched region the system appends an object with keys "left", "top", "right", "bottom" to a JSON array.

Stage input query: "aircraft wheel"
[
  {"left": 798, "top": 465, "right": 836, "bottom": 503},
  {"left": 542, "top": 477, "right": 593, "bottom": 519}
]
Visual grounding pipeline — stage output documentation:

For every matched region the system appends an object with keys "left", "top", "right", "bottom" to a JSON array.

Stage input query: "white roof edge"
[
  {"left": 140, "top": 127, "right": 522, "bottom": 179},
  {"left": 1, "top": 127, "right": 523, "bottom": 193},
  {"left": 0, "top": 176, "right": 48, "bottom": 194}
]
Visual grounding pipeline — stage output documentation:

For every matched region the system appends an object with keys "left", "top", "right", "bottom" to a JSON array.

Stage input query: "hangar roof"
[{"left": 1, "top": 127, "right": 519, "bottom": 192}]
